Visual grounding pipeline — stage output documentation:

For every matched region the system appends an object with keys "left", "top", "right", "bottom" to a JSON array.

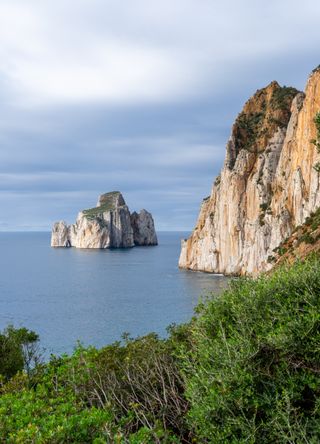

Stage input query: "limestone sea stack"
[
  {"left": 179, "top": 68, "right": 320, "bottom": 275},
  {"left": 51, "top": 191, "right": 158, "bottom": 248}
]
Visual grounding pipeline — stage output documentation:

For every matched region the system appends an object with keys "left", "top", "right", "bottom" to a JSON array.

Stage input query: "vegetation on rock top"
[
  {"left": 270, "top": 86, "right": 299, "bottom": 112},
  {"left": 82, "top": 191, "right": 123, "bottom": 219},
  {"left": 233, "top": 83, "right": 299, "bottom": 155}
]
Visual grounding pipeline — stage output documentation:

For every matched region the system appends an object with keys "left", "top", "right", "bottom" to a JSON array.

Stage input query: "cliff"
[
  {"left": 51, "top": 191, "right": 158, "bottom": 248},
  {"left": 270, "top": 206, "right": 320, "bottom": 268},
  {"left": 179, "top": 68, "right": 320, "bottom": 275}
]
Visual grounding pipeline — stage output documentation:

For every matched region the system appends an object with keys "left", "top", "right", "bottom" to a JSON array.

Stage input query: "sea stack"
[
  {"left": 51, "top": 191, "right": 158, "bottom": 249},
  {"left": 179, "top": 68, "right": 320, "bottom": 275}
]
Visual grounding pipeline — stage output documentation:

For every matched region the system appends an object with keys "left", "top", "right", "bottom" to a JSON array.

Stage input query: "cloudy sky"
[{"left": 0, "top": 0, "right": 320, "bottom": 231}]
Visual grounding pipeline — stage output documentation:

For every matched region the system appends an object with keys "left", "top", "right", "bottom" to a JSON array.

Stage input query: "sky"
[{"left": 0, "top": 0, "right": 320, "bottom": 231}]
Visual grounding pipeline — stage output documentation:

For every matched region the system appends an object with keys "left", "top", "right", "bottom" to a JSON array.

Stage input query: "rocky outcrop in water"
[
  {"left": 51, "top": 191, "right": 158, "bottom": 249},
  {"left": 179, "top": 68, "right": 320, "bottom": 275},
  {"left": 131, "top": 210, "right": 158, "bottom": 246}
]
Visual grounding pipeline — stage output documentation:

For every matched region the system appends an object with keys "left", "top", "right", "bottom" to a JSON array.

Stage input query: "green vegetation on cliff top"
[
  {"left": 82, "top": 191, "right": 122, "bottom": 219},
  {"left": 270, "top": 86, "right": 299, "bottom": 111},
  {"left": 1, "top": 255, "right": 320, "bottom": 442},
  {"left": 235, "top": 85, "right": 299, "bottom": 154}
]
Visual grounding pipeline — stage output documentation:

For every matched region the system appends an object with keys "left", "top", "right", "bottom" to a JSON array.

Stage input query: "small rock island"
[{"left": 51, "top": 191, "right": 158, "bottom": 248}]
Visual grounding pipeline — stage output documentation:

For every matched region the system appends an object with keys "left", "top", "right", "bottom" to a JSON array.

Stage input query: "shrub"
[
  {"left": 0, "top": 330, "right": 189, "bottom": 442},
  {"left": 312, "top": 112, "right": 320, "bottom": 172},
  {"left": 305, "top": 207, "right": 320, "bottom": 231},
  {"left": 298, "top": 232, "right": 316, "bottom": 245},
  {"left": 277, "top": 246, "right": 288, "bottom": 256},
  {"left": 0, "top": 326, "right": 40, "bottom": 380},
  {"left": 270, "top": 86, "right": 298, "bottom": 112},
  {"left": 0, "top": 388, "right": 114, "bottom": 443},
  {"left": 181, "top": 256, "right": 320, "bottom": 443},
  {"left": 236, "top": 111, "right": 265, "bottom": 151},
  {"left": 260, "top": 203, "right": 268, "bottom": 212},
  {"left": 259, "top": 214, "right": 265, "bottom": 226}
]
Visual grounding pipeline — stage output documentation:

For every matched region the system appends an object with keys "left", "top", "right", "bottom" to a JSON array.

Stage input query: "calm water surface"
[{"left": 0, "top": 232, "right": 229, "bottom": 356}]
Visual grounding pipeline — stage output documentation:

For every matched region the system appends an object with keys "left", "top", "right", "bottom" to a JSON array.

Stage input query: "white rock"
[
  {"left": 51, "top": 221, "right": 71, "bottom": 247},
  {"left": 131, "top": 210, "right": 158, "bottom": 245},
  {"left": 51, "top": 191, "right": 157, "bottom": 250}
]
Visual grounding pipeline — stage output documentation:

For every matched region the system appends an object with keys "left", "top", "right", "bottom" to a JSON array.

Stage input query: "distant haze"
[{"left": 0, "top": 0, "right": 319, "bottom": 231}]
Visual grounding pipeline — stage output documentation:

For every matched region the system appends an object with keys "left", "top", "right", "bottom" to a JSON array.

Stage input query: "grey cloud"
[{"left": 0, "top": 1, "right": 319, "bottom": 230}]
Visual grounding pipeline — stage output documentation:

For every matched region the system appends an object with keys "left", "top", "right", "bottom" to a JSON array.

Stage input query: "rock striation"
[
  {"left": 179, "top": 68, "right": 320, "bottom": 275},
  {"left": 51, "top": 191, "right": 158, "bottom": 249},
  {"left": 131, "top": 209, "right": 158, "bottom": 246}
]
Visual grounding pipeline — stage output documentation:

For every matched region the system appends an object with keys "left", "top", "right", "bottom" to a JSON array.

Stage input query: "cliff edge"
[
  {"left": 51, "top": 191, "right": 158, "bottom": 249},
  {"left": 179, "top": 68, "right": 320, "bottom": 275}
]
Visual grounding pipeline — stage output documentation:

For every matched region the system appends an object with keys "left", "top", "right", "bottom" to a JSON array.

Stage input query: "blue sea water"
[{"left": 0, "top": 232, "right": 228, "bottom": 357}]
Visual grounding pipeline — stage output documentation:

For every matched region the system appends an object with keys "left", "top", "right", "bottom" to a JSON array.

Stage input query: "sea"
[{"left": 0, "top": 231, "right": 229, "bottom": 357}]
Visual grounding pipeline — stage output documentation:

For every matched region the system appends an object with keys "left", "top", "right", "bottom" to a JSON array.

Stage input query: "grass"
[{"left": 82, "top": 191, "right": 122, "bottom": 219}]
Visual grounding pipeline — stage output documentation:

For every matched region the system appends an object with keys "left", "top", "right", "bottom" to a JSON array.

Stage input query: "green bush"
[
  {"left": 47, "top": 333, "right": 188, "bottom": 438},
  {"left": 181, "top": 256, "right": 320, "bottom": 443},
  {"left": 301, "top": 208, "right": 320, "bottom": 232},
  {"left": 312, "top": 112, "right": 320, "bottom": 172},
  {"left": 236, "top": 111, "right": 265, "bottom": 151},
  {"left": 0, "top": 326, "right": 40, "bottom": 380},
  {"left": 0, "top": 388, "right": 114, "bottom": 443},
  {"left": 0, "top": 331, "right": 188, "bottom": 442},
  {"left": 259, "top": 203, "right": 268, "bottom": 212},
  {"left": 298, "top": 232, "right": 316, "bottom": 245},
  {"left": 270, "top": 86, "right": 298, "bottom": 112}
]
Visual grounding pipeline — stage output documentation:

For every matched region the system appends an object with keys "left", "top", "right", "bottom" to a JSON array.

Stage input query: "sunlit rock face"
[
  {"left": 51, "top": 221, "right": 71, "bottom": 247},
  {"left": 51, "top": 191, "right": 157, "bottom": 249},
  {"left": 179, "top": 69, "right": 320, "bottom": 275}
]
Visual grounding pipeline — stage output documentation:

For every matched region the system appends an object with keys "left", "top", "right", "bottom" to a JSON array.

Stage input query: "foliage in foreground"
[
  {"left": 0, "top": 325, "right": 39, "bottom": 380},
  {"left": 182, "top": 255, "right": 320, "bottom": 442},
  {"left": 0, "top": 330, "right": 189, "bottom": 443},
  {"left": 1, "top": 255, "right": 320, "bottom": 442}
]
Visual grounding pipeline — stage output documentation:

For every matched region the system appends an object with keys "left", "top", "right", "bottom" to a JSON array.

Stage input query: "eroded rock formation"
[
  {"left": 51, "top": 191, "right": 158, "bottom": 249},
  {"left": 179, "top": 68, "right": 320, "bottom": 275},
  {"left": 131, "top": 210, "right": 158, "bottom": 246}
]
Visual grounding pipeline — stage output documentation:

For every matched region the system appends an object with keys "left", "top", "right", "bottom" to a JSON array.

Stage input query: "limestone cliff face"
[
  {"left": 51, "top": 191, "right": 157, "bottom": 249},
  {"left": 179, "top": 69, "right": 320, "bottom": 275},
  {"left": 131, "top": 210, "right": 158, "bottom": 246}
]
